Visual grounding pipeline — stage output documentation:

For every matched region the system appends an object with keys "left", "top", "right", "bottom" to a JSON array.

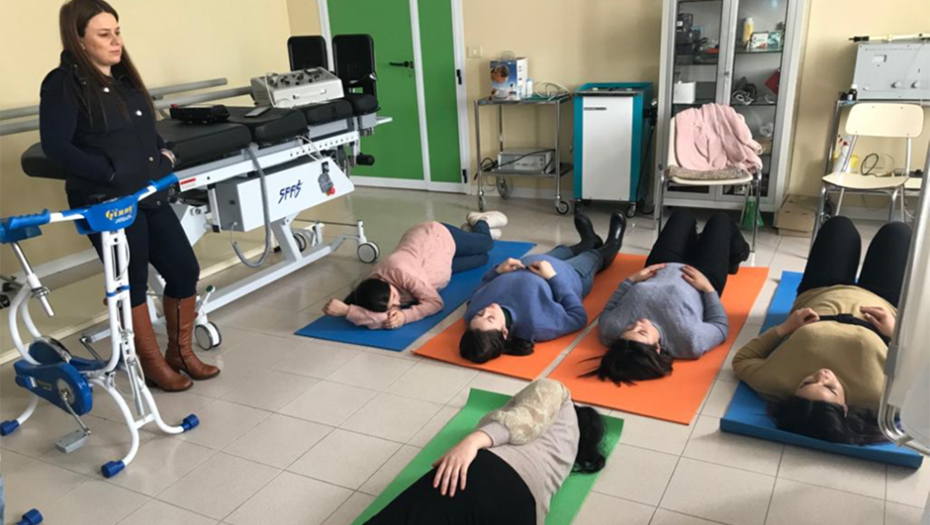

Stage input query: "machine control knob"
[
  {"left": 892, "top": 81, "right": 902, "bottom": 88},
  {"left": 913, "top": 81, "right": 922, "bottom": 88}
]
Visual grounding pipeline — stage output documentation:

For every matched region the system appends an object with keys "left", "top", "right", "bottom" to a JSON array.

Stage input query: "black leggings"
[
  {"left": 365, "top": 449, "right": 536, "bottom": 525},
  {"left": 88, "top": 205, "right": 200, "bottom": 307},
  {"left": 798, "top": 216, "right": 911, "bottom": 307},
  {"left": 646, "top": 210, "right": 732, "bottom": 296}
]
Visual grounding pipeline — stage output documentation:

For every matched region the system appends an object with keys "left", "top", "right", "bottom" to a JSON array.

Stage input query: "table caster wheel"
[
  {"left": 358, "top": 242, "right": 380, "bottom": 263},
  {"left": 556, "top": 200, "right": 571, "bottom": 215},
  {"left": 294, "top": 232, "right": 308, "bottom": 252},
  {"left": 478, "top": 196, "right": 486, "bottom": 212},
  {"left": 195, "top": 322, "right": 222, "bottom": 350}
]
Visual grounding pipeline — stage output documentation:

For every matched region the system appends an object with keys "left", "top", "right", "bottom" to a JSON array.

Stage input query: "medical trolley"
[
  {"left": 473, "top": 94, "right": 574, "bottom": 215},
  {"left": 573, "top": 82, "right": 654, "bottom": 217}
]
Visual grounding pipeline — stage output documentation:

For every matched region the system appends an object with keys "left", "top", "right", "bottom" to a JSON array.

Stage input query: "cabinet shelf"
[{"left": 735, "top": 48, "right": 783, "bottom": 55}]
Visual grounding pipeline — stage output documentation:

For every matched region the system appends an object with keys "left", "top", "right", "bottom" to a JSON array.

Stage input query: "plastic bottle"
[
  {"left": 742, "top": 18, "right": 754, "bottom": 48},
  {"left": 525, "top": 79, "right": 534, "bottom": 98},
  {"left": 832, "top": 140, "right": 851, "bottom": 173}
]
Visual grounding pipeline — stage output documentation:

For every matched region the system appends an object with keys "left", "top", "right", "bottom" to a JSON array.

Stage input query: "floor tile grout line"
[{"left": 760, "top": 444, "right": 785, "bottom": 525}]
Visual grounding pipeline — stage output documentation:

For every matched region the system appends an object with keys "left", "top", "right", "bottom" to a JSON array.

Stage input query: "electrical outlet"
[{"left": 467, "top": 46, "right": 483, "bottom": 59}]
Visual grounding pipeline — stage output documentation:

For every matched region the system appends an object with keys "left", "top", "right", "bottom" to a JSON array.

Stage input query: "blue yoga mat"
[
  {"left": 295, "top": 240, "right": 535, "bottom": 351},
  {"left": 720, "top": 271, "right": 923, "bottom": 468}
]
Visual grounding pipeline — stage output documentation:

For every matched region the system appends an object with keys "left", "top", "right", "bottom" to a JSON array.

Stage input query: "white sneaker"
[
  {"left": 467, "top": 211, "right": 508, "bottom": 228},
  {"left": 490, "top": 228, "right": 503, "bottom": 240}
]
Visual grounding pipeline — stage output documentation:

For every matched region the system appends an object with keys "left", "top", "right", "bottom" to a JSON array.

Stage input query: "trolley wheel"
[
  {"left": 194, "top": 322, "right": 222, "bottom": 350},
  {"left": 556, "top": 200, "right": 571, "bottom": 215},
  {"left": 625, "top": 203, "right": 638, "bottom": 219},
  {"left": 478, "top": 196, "right": 486, "bottom": 212},
  {"left": 357, "top": 242, "right": 380, "bottom": 264},
  {"left": 496, "top": 177, "right": 511, "bottom": 200}
]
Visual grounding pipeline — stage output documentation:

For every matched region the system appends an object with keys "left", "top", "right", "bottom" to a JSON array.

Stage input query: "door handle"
[{"left": 389, "top": 60, "right": 414, "bottom": 69}]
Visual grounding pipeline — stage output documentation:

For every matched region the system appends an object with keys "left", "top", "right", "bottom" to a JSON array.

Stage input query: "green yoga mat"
[{"left": 353, "top": 388, "right": 625, "bottom": 525}]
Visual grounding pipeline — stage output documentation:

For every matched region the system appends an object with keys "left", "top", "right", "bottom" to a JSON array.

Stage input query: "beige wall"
[
  {"left": 287, "top": 0, "right": 322, "bottom": 36},
  {"left": 787, "top": 0, "right": 929, "bottom": 199},
  {"left": 0, "top": 0, "right": 294, "bottom": 272}
]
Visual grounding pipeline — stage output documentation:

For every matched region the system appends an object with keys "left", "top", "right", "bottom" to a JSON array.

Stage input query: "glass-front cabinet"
[{"left": 655, "top": 0, "right": 807, "bottom": 212}]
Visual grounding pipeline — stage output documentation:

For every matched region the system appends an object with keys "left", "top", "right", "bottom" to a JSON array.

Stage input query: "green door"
[{"left": 327, "top": 0, "right": 463, "bottom": 185}]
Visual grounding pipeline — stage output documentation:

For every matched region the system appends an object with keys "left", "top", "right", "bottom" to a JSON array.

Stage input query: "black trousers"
[
  {"left": 798, "top": 216, "right": 911, "bottom": 307},
  {"left": 365, "top": 449, "right": 536, "bottom": 525},
  {"left": 645, "top": 210, "right": 732, "bottom": 296},
  {"left": 88, "top": 204, "right": 199, "bottom": 307}
]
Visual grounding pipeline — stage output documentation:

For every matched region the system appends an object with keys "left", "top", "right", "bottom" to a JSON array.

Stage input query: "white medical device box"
[
  {"left": 251, "top": 68, "right": 345, "bottom": 108},
  {"left": 498, "top": 148, "right": 554, "bottom": 173},
  {"left": 214, "top": 158, "right": 352, "bottom": 232},
  {"left": 853, "top": 42, "right": 930, "bottom": 100},
  {"left": 490, "top": 58, "right": 528, "bottom": 101}
]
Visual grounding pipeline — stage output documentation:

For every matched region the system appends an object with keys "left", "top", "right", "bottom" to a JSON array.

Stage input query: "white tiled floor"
[{"left": 1, "top": 189, "right": 927, "bottom": 525}]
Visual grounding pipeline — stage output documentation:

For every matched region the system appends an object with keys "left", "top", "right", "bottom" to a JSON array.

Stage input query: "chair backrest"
[
  {"left": 666, "top": 116, "right": 680, "bottom": 169},
  {"left": 288, "top": 36, "right": 329, "bottom": 71},
  {"left": 845, "top": 103, "right": 924, "bottom": 138},
  {"left": 333, "top": 34, "right": 377, "bottom": 98}
]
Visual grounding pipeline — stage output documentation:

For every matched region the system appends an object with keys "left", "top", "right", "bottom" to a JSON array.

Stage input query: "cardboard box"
[
  {"left": 776, "top": 194, "right": 818, "bottom": 237},
  {"left": 490, "top": 58, "right": 528, "bottom": 100}
]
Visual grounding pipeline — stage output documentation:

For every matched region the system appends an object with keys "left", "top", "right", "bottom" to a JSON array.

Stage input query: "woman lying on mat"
[
  {"left": 459, "top": 212, "right": 626, "bottom": 364},
  {"left": 365, "top": 379, "right": 607, "bottom": 525},
  {"left": 588, "top": 210, "right": 750, "bottom": 385},
  {"left": 323, "top": 213, "right": 507, "bottom": 330},
  {"left": 733, "top": 216, "right": 911, "bottom": 445}
]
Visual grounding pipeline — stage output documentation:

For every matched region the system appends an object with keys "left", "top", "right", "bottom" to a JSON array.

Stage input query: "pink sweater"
[
  {"left": 675, "top": 104, "right": 763, "bottom": 173},
  {"left": 346, "top": 221, "right": 456, "bottom": 329}
]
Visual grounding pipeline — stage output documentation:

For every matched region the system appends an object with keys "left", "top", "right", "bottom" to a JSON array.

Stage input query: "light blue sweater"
[
  {"left": 597, "top": 262, "right": 728, "bottom": 359},
  {"left": 465, "top": 254, "right": 588, "bottom": 342}
]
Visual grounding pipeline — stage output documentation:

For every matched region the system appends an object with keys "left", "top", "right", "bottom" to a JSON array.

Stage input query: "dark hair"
[
  {"left": 345, "top": 278, "right": 392, "bottom": 313},
  {"left": 59, "top": 0, "right": 155, "bottom": 123},
  {"left": 459, "top": 329, "right": 534, "bottom": 364},
  {"left": 573, "top": 405, "right": 607, "bottom": 473},
  {"left": 582, "top": 339, "right": 673, "bottom": 386},
  {"left": 770, "top": 396, "right": 886, "bottom": 445}
]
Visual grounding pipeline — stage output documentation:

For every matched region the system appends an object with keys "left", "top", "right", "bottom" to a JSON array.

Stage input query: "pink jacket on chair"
[{"left": 675, "top": 104, "right": 763, "bottom": 173}]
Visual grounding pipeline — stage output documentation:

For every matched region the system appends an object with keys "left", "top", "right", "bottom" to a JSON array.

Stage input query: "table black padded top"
[
  {"left": 156, "top": 119, "right": 252, "bottom": 168},
  {"left": 21, "top": 142, "right": 66, "bottom": 181},
  {"left": 225, "top": 107, "right": 309, "bottom": 145},
  {"left": 342, "top": 93, "right": 379, "bottom": 116},
  {"left": 300, "top": 99, "right": 354, "bottom": 125}
]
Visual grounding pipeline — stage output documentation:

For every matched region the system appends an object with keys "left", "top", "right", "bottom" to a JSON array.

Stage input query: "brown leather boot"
[
  {"left": 164, "top": 295, "right": 220, "bottom": 380},
  {"left": 131, "top": 305, "right": 192, "bottom": 392}
]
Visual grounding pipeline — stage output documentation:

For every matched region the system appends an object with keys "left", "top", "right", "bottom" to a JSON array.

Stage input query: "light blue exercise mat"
[
  {"left": 295, "top": 240, "right": 535, "bottom": 351},
  {"left": 720, "top": 271, "right": 923, "bottom": 468}
]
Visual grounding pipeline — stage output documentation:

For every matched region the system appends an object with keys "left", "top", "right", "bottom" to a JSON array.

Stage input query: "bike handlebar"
[
  {"left": 1, "top": 174, "right": 178, "bottom": 231},
  {"left": 6, "top": 210, "right": 51, "bottom": 230}
]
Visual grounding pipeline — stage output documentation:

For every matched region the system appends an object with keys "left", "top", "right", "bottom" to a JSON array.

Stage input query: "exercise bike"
[{"left": 0, "top": 174, "right": 199, "bottom": 478}]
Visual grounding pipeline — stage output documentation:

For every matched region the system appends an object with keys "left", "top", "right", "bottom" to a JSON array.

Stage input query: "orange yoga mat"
[
  {"left": 413, "top": 254, "right": 647, "bottom": 380},
  {"left": 548, "top": 266, "right": 768, "bottom": 425}
]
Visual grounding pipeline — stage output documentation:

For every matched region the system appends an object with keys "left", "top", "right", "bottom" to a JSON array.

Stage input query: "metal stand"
[{"left": 474, "top": 95, "right": 574, "bottom": 214}]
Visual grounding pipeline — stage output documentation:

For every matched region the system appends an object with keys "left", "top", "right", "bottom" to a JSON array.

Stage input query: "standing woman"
[{"left": 40, "top": 0, "right": 218, "bottom": 391}]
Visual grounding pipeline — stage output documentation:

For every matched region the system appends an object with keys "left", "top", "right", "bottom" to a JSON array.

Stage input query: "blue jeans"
[
  {"left": 442, "top": 221, "right": 494, "bottom": 273},
  {"left": 546, "top": 246, "right": 603, "bottom": 297}
]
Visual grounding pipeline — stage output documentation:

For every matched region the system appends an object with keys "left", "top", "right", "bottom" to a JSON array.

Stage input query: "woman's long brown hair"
[{"left": 58, "top": 0, "right": 155, "bottom": 123}]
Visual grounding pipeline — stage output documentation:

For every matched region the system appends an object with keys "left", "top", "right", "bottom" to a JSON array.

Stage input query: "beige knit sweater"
[{"left": 478, "top": 379, "right": 578, "bottom": 525}]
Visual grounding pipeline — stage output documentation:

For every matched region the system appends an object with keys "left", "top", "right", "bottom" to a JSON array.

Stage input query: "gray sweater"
[
  {"left": 597, "top": 262, "right": 728, "bottom": 359},
  {"left": 478, "top": 380, "right": 579, "bottom": 525}
]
